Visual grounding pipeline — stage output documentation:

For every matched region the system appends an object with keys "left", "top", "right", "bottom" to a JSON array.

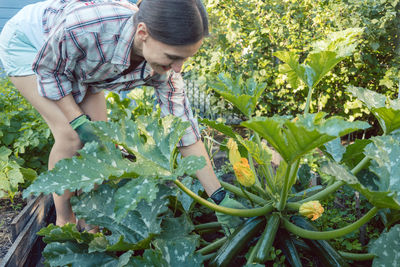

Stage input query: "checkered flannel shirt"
[{"left": 33, "top": 0, "right": 200, "bottom": 146}]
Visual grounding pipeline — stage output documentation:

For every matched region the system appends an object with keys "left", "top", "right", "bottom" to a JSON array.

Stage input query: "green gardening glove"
[
  {"left": 69, "top": 114, "right": 99, "bottom": 144},
  {"left": 210, "top": 188, "right": 245, "bottom": 236}
]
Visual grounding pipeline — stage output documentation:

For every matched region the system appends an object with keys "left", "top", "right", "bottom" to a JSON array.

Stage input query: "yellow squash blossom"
[
  {"left": 299, "top": 200, "right": 324, "bottom": 221},
  {"left": 227, "top": 138, "right": 241, "bottom": 165},
  {"left": 233, "top": 158, "right": 256, "bottom": 187}
]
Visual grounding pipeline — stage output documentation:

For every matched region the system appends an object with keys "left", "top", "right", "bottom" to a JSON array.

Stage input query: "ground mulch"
[{"left": 0, "top": 195, "right": 26, "bottom": 261}]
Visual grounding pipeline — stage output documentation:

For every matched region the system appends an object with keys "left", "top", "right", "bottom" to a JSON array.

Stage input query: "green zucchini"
[
  {"left": 275, "top": 228, "right": 303, "bottom": 267},
  {"left": 288, "top": 185, "right": 324, "bottom": 202},
  {"left": 209, "top": 216, "right": 266, "bottom": 267},
  {"left": 254, "top": 213, "right": 280, "bottom": 263},
  {"left": 291, "top": 216, "right": 349, "bottom": 267}
]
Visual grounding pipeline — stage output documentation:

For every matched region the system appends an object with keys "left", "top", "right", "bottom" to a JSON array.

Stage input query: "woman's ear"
[{"left": 136, "top": 22, "right": 149, "bottom": 42}]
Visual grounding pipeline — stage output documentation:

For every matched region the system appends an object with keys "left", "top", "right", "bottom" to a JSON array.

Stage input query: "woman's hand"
[{"left": 69, "top": 114, "right": 99, "bottom": 144}]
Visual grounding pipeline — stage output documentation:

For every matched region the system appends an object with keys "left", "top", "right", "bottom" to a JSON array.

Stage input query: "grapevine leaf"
[
  {"left": 369, "top": 224, "right": 400, "bottom": 267},
  {"left": 320, "top": 161, "right": 400, "bottom": 210},
  {"left": 347, "top": 86, "right": 400, "bottom": 134},
  {"left": 23, "top": 142, "right": 140, "bottom": 197},
  {"left": 71, "top": 184, "right": 172, "bottom": 249},
  {"left": 242, "top": 113, "right": 369, "bottom": 164},
  {"left": 42, "top": 242, "right": 118, "bottom": 267}
]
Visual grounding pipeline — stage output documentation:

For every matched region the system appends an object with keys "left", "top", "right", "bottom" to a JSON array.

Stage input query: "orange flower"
[
  {"left": 299, "top": 201, "right": 324, "bottom": 221},
  {"left": 233, "top": 158, "right": 255, "bottom": 187},
  {"left": 227, "top": 138, "right": 241, "bottom": 165}
]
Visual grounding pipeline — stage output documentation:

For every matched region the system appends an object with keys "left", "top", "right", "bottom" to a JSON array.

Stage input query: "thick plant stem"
[
  {"left": 287, "top": 159, "right": 300, "bottom": 191},
  {"left": 298, "top": 181, "right": 345, "bottom": 204},
  {"left": 277, "top": 162, "right": 295, "bottom": 211},
  {"left": 282, "top": 207, "right": 379, "bottom": 240},
  {"left": 194, "top": 222, "right": 221, "bottom": 231},
  {"left": 220, "top": 181, "right": 268, "bottom": 205},
  {"left": 253, "top": 132, "right": 276, "bottom": 194},
  {"left": 290, "top": 156, "right": 370, "bottom": 206},
  {"left": 304, "top": 87, "right": 313, "bottom": 114},
  {"left": 175, "top": 180, "right": 273, "bottom": 217},
  {"left": 339, "top": 251, "right": 375, "bottom": 261},
  {"left": 197, "top": 237, "right": 227, "bottom": 255},
  {"left": 351, "top": 156, "right": 370, "bottom": 175},
  {"left": 202, "top": 252, "right": 217, "bottom": 261}
]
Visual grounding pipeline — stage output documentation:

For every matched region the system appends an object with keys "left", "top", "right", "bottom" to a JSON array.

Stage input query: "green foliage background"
[{"left": 186, "top": 0, "right": 400, "bottom": 123}]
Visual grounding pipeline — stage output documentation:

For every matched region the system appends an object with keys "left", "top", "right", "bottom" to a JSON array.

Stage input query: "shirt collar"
[{"left": 111, "top": 13, "right": 136, "bottom": 66}]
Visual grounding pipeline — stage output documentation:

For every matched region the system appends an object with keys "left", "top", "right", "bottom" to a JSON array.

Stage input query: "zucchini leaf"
[
  {"left": 320, "top": 161, "right": 400, "bottom": 210},
  {"left": 364, "top": 135, "right": 400, "bottom": 195},
  {"left": 91, "top": 116, "right": 206, "bottom": 180},
  {"left": 208, "top": 73, "right": 266, "bottom": 117},
  {"left": 42, "top": 242, "right": 119, "bottom": 267},
  {"left": 347, "top": 86, "right": 400, "bottom": 134},
  {"left": 242, "top": 113, "right": 369, "bottom": 164},
  {"left": 23, "top": 142, "right": 139, "bottom": 197},
  {"left": 369, "top": 224, "right": 400, "bottom": 267},
  {"left": 71, "top": 184, "right": 172, "bottom": 249}
]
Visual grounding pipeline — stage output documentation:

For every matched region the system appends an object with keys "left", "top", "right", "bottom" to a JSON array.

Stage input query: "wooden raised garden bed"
[{"left": 0, "top": 194, "right": 55, "bottom": 267}]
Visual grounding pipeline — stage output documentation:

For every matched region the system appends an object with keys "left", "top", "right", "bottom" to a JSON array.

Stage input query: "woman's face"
[{"left": 134, "top": 23, "right": 203, "bottom": 75}]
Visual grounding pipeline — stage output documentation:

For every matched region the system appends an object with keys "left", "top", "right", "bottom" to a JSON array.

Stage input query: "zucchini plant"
[
  {"left": 23, "top": 28, "right": 400, "bottom": 266},
  {"left": 189, "top": 28, "right": 400, "bottom": 266}
]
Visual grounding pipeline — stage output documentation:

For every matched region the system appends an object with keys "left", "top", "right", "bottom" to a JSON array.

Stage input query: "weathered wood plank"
[
  {"left": 0, "top": 195, "right": 53, "bottom": 267},
  {"left": 10, "top": 196, "right": 42, "bottom": 242}
]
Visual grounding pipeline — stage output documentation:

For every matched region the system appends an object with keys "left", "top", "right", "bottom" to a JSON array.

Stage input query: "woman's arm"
[{"left": 178, "top": 139, "right": 221, "bottom": 196}]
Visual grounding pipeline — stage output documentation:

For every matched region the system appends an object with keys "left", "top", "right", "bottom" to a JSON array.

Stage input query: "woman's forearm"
[{"left": 178, "top": 140, "right": 221, "bottom": 196}]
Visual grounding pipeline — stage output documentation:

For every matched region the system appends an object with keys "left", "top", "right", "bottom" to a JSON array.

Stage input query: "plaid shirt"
[{"left": 33, "top": 0, "right": 200, "bottom": 146}]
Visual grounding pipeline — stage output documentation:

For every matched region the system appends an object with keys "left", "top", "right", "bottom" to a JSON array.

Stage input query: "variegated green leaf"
[
  {"left": 323, "top": 138, "right": 346, "bottom": 162},
  {"left": 153, "top": 216, "right": 202, "bottom": 267},
  {"left": 177, "top": 176, "right": 204, "bottom": 211},
  {"left": 37, "top": 223, "right": 96, "bottom": 244},
  {"left": 42, "top": 242, "right": 118, "bottom": 267},
  {"left": 242, "top": 113, "right": 369, "bottom": 163},
  {"left": 364, "top": 135, "right": 400, "bottom": 195},
  {"left": 347, "top": 86, "right": 400, "bottom": 134},
  {"left": 320, "top": 161, "right": 400, "bottom": 210},
  {"left": 71, "top": 184, "right": 172, "bottom": 250},
  {"left": 23, "top": 142, "right": 139, "bottom": 197},
  {"left": 369, "top": 224, "right": 400, "bottom": 267},
  {"left": 114, "top": 177, "right": 159, "bottom": 221},
  {"left": 91, "top": 117, "right": 205, "bottom": 180}
]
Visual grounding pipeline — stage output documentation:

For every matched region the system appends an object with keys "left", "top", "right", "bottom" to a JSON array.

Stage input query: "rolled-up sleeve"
[
  {"left": 33, "top": 29, "right": 79, "bottom": 101},
  {"left": 153, "top": 72, "right": 201, "bottom": 147}
]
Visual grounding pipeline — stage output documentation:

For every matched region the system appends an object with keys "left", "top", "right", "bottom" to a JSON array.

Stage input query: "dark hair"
[{"left": 133, "top": 0, "right": 209, "bottom": 46}]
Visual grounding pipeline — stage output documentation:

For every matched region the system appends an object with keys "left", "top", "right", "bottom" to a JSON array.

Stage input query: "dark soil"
[{"left": 0, "top": 195, "right": 27, "bottom": 260}]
